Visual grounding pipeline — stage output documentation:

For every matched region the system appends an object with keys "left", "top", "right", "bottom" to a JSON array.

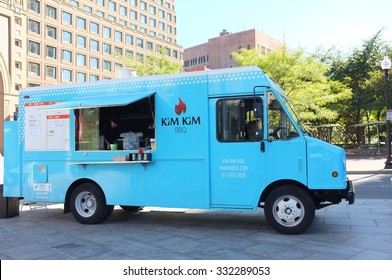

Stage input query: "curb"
[{"left": 347, "top": 170, "right": 392, "bottom": 174}]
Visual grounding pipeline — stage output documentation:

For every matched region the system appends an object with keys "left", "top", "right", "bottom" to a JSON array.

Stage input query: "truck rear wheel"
[
  {"left": 70, "top": 183, "right": 109, "bottom": 224},
  {"left": 264, "top": 186, "right": 315, "bottom": 234}
]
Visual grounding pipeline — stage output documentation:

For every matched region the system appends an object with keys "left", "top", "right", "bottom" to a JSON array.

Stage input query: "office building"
[
  {"left": 0, "top": 0, "right": 182, "bottom": 152},
  {"left": 183, "top": 29, "right": 283, "bottom": 71}
]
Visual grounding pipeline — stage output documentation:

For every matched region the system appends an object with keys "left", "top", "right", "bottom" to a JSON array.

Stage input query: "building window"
[
  {"left": 90, "top": 75, "right": 99, "bottom": 81},
  {"left": 158, "top": 22, "right": 165, "bottom": 31},
  {"left": 130, "top": 10, "right": 137, "bottom": 20},
  {"left": 158, "top": 9, "right": 164, "bottom": 19},
  {"left": 46, "top": 25, "right": 57, "bottom": 39},
  {"left": 62, "top": 30, "right": 72, "bottom": 44},
  {"left": 77, "top": 17, "right": 86, "bottom": 30},
  {"left": 90, "top": 39, "right": 99, "bottom": 52},
  {"left": 62, "top": 49, "right": 72, "bottom": 63},
  {"left": 62, "top": 11, "right": 72, "bottom": 25},
  {"left": 46, "top": 65, "right": 57, "bottom": 79},
  {"left": 115, "top": 31, "right": 123, "bottom": 42},
  {"left": 84, "top": 5, "right": 93, "bottom": 12},
  {"left": 90, "top": 57, "right": 99, "bottom": 69},
  {"left": 173, "top": 50, "right": 178, "bottom": 59},
  {"left": 103, "top": 26, "right": 111, "bottom": 38},
  {"left": 28, "top": 41, "right": 40, "bottom": 55},
  {"left": 97, "top": 10, "right": 105, "bottom": 17},
  {"left": 90, "top": 22, "right": 99, "bottom": 34},
  {"left": 150, "top": 18, "right": 156, "bottom": 28},
  {"left": 125, "top": 50, "right": 133, "bottom": 59},
  {"left": 140, "top": 14, "right": 147, "bottom": 24},
  {"left": 120, "top": 5, "right": 127, "bottom": 16},
  {"left": 28, "top": 62, "right": 41, "bottom": 77},
  {"left": 103, "top": 60, "right": 111, "bottom": 71},
  {"left": 46, "top": 45, "right": 57, "bottom": 59},
  {"left": 77, "top": 72, "right": 86, "bottom": 83},
  {"left": 146, "top": 41, "right": 153, "bottom": 52},
  {"left": 77, "top": 35, "right": 87, "bottom": 48},
  {"left": 28, "top": 19, "right": 40, "bottom": 34},
  {"left": 46, "top": 5, "right": 57, "bottom": 19},
  {"left": 115, "top": 47, "right": 123, "bottom": 56},
  {"left": 108, "top": 15, "right": 116, "bottom": 22},
  {"left": 15, "top": 62, "right": 22, "bottom": 69},
  {"left": 28, "top": 0, "right": 40, "bottom": 13},
  {"left": 103, "top": 43, "right": 112, "bottom": 55},
  {"left": 150, "top": 5, "right": 156, "bottom": 14},
  {"left": 62, "top": 69, "right": 72, "bottom": 82},
  {"left": 77, "top": 53, "right": 86, "bottom": 66},
  {"left": 108, "top": 0, "right": 116, "bottom": 11},
  {"left": 97, "top": 0, "right": 105, "bottom": 6},
  {"left": 131, "top": 0, "right": 138, "bottom": 6},
  {"left": 126, "top": 35, "right": 133, "bottom": 45},
  {"left": 136, "top": 38, "right": 143, "bottom": 49}
]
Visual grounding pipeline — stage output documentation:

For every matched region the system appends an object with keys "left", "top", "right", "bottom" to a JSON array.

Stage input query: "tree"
[
  {"left": 327, "top": 30, "right": 389, "bottom": 143},
  {"left": 232, "top": 47, "right": 352, "bottom": 125},
  {"left": 118, "top": 47, "right": 182, "bottom": 76}
]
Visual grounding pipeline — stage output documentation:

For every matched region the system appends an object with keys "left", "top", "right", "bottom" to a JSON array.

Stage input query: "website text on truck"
[{"left": 3, "top": 66, "right": 354, "bottom": 234}]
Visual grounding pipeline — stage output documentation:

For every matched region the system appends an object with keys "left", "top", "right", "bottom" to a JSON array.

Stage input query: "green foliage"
[
  {"left": 232, "top": 47, "right": 352, "bottom": 125},
  {"left": 118, "top": 47, "right": 181, "bottom": 76}
]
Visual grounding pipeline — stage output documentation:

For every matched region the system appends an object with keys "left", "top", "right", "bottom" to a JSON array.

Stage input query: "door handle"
[{"left": 260, "top": 141, "right": 265, "bottom": 152}]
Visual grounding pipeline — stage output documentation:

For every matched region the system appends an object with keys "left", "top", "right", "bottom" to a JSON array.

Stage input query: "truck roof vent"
[{"left": 115, "top": 68, "right": 137, "bottom": 79}]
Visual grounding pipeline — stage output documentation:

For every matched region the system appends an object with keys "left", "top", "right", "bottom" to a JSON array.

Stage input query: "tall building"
[
  {"left": 183, "top": 29, "right": 283, "bottom": 71},
  {"left": 0, "top": 0, "right": 182, "bottom": 153}
]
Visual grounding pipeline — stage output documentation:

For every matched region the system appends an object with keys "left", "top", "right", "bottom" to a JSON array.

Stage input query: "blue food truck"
[{"left": 3, "top": 66, "right": 354, "bottom": 234}]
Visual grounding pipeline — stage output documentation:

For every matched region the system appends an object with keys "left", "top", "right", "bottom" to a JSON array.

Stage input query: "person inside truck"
[{"left": 100, "top": 117, "right": 120, "bottom": 150}]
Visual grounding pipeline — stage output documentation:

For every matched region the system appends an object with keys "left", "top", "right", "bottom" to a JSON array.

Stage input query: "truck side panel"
[{"left": 3, "top": 122, "right": 21, "bottom": 197}]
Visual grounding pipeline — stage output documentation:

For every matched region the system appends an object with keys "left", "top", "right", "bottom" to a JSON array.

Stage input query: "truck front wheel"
[
  {"left": 264, "top": 186, "right": 315, "bottom": 234},
  {"left": 70, "top": 183, "right": 109, "bottom": 224}
]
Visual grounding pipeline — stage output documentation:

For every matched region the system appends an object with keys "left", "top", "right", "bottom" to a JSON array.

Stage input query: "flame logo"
[{"left": 175, "top": 97, "right": 187, "bottom": 115}]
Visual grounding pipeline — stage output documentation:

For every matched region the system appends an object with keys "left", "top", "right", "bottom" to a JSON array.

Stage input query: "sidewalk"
[{"left": 346, "top": 153, "right": 390, "bottom": 174}]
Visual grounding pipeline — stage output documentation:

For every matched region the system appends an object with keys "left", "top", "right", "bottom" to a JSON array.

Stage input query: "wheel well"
[
  {"left": 64, "top": 179, "right": 103, "bottom": 214},
  {"left": 259, "top": 180, "right": 310, "bottom": 206}
]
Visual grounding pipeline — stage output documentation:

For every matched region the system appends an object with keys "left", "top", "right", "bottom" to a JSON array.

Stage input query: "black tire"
[
  {"left": 264, "top": 186, "right": 315, "bottom": 234},
  {"left": 119, "top": 205, "right": 143, "bottom": 212},
  {"left": 70, "top": 182, "right": 109, "bottom": 224}
]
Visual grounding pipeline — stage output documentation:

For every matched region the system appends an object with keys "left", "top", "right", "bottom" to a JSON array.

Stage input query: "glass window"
[
  {"left": 77, "top": 53, "right": 86, "bottom": 66},
  {"left": 126, "top": 34, "right": 133, "bottom": 45},
  {"left": 120, "top": 5, "right": 127, "bottom": 16},
  {"left": 62, "top": 69, "right": 72, "bottom": 82},
  {"left": 77, "top": 72, "right": 86, "bottom": 83},
  {"left": 77, "top": 17, "right": 86, "bottom": 30},
  {"left": 146, "top": 41, "right": 153, "bottom": 52},
  {"left": 62, "top": 49, "right": 72, "bottom": 62},
  {"left": 158, "top": 9, "right": 164, "bottom": 19},
  {"left": 90, "top": 39, "right": 99, "bottom": 51},
  {"left": 46, "top": 65, "right": 56, "bottom": 79},
  {"left": 217, "top": 98, "right": 263, "bottom": 142},
  {"left": 28, "top": 19, "right": 40, "bottom": 34},
  {"left": 115, "top": 47, "right": 123, "bottom": 56},
  {"left": 136, "top": 38, "right": 143, "bottom": 49},
  {"left": 70, "top": 0, "right": 79, "bottom": 7},
  {"left": 103, "top": 60, "right": 112, "bottom": 71},
  {"left": 90, "top": 22, "right": 99, "bottom": 34},
  {"left": 115, "top": 31, "right": 123, "bottom": 42},
  {"left": 84, "top": 5, "right": 93, "bottom": 12},
  {"left": 131, "top": 0, "right": 138, "bottom": 6},
  {"left": 77, "top": 35, "right": 86, "bottom": 48},
  {"left": 90, "top": 75, "right": 99, "bottom": 81},
  {"left": 97, "top": 0, "right": 105, "bottom": 6},
  {"left": 140, "top": 1, "right": 147, "bottom": 10},
  {"left": 140, "top": 14, "right": 147, "bottom": 24},
  {"left": 97, "top": 10, "right": 105, "bottom": 17},
  {"left": 150, "top": 5, "right": 156, "bottom": 14},
  {"left": 158, "top": 22, "right": 164, "bottom": 31},
  {"left": 46, "top": 45, "right": 57, "bottom": 59},
  {"left": 150, "top": 18, "right": 156, "bottom": 28},
  {"left": 46, "top": 5, "right": 57, "bottom": 19},
  {"left": 90, "top": 57, "right": 99, "bottom": 69},
  {"left": 130, "top": 10, "right": 137, "bottom": 20},
  {"left": 103, "top": 26, "right": 111, "bottom": 38},
  {"left": 46, "top": 25, "right": 57, "bottom": 39},
  {"left": 62, "top": 11, "right": 72, "bottom": 25},
  {"left": 103, "top": 43, "right": 111, "bottom": 55},
  {"left": 28, "top": 0, "right": 40, "bottom": 13},
  {"left": 28, "top": 41, "right": 40, "bottom": 55},
  {"left": 268, "top": 94, "right": 299, "bottom": 141},
  {"left": 108, "top": 0, "right": 116, "bottom": 11},
  {"left": 62, "top": 30, "right": 72, "bottom": 44},
  {"left": 28, "top": 62, "right": 41, "bottom": 77}
]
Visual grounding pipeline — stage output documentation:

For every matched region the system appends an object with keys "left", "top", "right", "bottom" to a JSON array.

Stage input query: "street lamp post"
[{"left": 381, "top": 55, "right": 392, "bottom": 169}]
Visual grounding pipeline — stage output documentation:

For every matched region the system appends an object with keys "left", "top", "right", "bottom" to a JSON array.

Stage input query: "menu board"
[{"left": 25, "top": 102, "right": 70, "bottom": 151}]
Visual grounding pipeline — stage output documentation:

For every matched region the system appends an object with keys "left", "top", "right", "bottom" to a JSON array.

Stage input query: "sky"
[{"left": 175, "top": 0, "right": 392, "bottom": 53}]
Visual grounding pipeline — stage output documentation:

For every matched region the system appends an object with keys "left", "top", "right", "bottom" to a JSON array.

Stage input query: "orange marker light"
[{"left": 332, "top": 171, "right": 338, "bottom": 178}]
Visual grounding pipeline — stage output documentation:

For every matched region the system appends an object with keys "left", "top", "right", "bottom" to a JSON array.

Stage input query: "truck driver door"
[{"left": 209, "top": 96, "right": 267, "bottom": 209}]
